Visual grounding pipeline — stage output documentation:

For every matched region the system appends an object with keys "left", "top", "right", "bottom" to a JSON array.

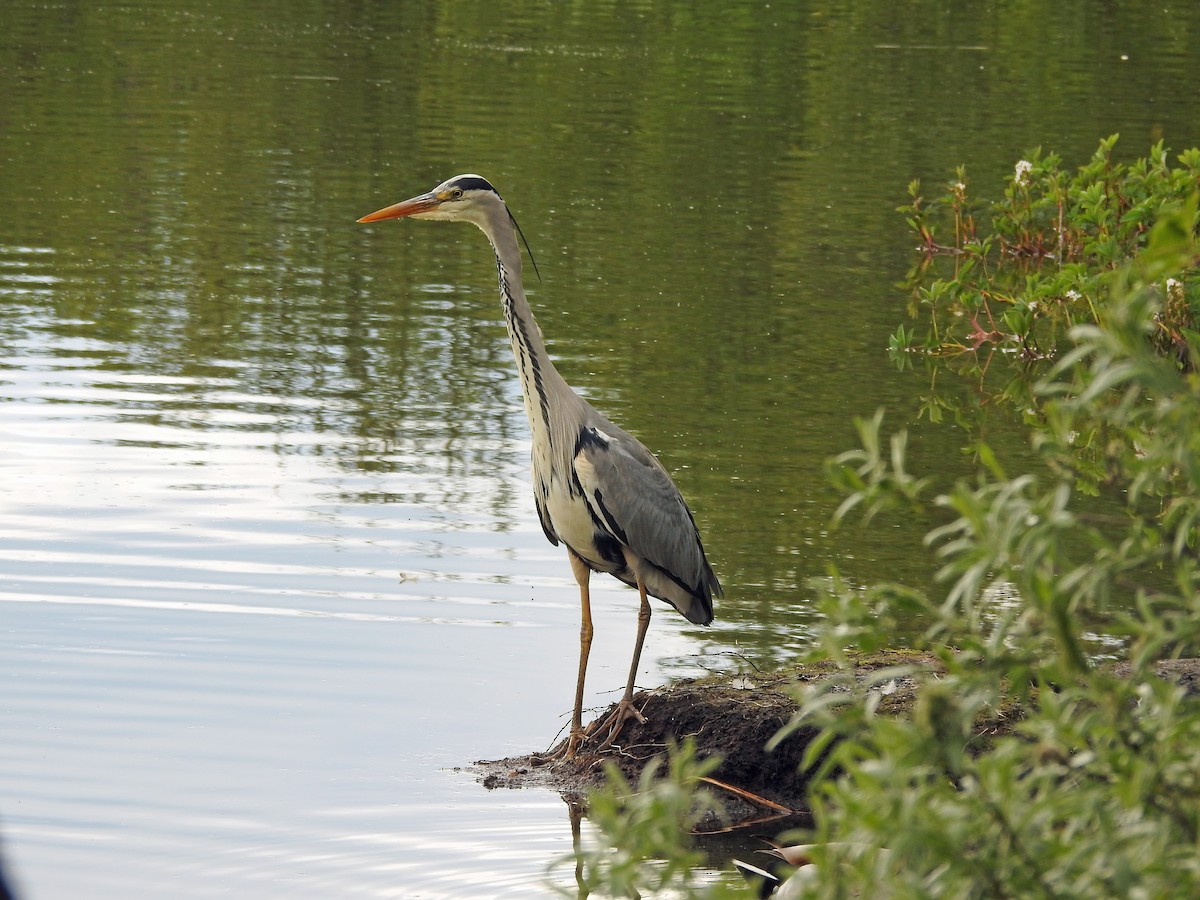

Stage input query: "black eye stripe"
[{"left": 450, "top": 176, "right": 499, "bottom": 196}]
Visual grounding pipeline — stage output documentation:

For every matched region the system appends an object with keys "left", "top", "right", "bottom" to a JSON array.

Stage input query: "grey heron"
[{"left": 358, "top": 174, "right": 722, "bottom": 757}]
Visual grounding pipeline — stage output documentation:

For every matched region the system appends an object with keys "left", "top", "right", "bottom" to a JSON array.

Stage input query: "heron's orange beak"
[{"left": 356, "top": 193, "right": 440, "bottom": 223}]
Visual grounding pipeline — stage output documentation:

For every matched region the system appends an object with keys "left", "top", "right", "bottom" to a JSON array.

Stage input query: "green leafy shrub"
[
  {"left": 784, "top": 200, "right": 1200, "bottom": 897},
  {"left": 896, "top": 135, "right": 1200, "bottom": 363},
  {"left": 554, "top": 740, "right": 751, "bottom": 898}
]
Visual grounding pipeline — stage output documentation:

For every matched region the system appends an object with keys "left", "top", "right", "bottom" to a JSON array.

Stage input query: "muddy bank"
[
  {"left": 473, "top": 653, "right": 1200, "bottom": 828},
  {"left": 474, "top": 651, "right": 941, "bottom": 827}
]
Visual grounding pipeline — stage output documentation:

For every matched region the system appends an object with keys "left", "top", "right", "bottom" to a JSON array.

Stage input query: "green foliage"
[
  {"left": 556, "top": 740, "right": 751, "bottom": 898},
  {"left": 783, "top": 209, "right": 1200, "bottom": 896},
  {"left": 898, "top": 140, "right": 1200, "bottom": 495},
  {"left": 894, "top": 134, "right": 1200, "bottom": 365}
]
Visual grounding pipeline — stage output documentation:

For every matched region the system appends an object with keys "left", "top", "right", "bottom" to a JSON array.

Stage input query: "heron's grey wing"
[{"left": 571, "top": 424, "right": 713, "bottom": 601}]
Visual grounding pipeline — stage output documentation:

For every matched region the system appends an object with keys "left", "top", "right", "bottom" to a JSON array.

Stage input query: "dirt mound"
[
  {"left": 474, "top": 653, "right": 1200, "bottom": 830},
  {"left": 474, "top": 651, "right": 940, "bottom": 826}
]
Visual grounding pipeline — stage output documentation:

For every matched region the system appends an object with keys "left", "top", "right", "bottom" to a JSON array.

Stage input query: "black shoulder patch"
[{"left": 574, "top": 426, "right": 610, "bottom": 455}]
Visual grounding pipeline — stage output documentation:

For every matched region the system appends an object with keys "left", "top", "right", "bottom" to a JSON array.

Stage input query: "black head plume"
[{"left": 507, "top": 207, "right": 542, "bottom": 284}]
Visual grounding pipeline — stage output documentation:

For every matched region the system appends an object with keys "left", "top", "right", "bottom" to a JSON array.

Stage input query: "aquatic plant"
[{"left": 896, "top": 134, "right": 1200, "bottom": 365}]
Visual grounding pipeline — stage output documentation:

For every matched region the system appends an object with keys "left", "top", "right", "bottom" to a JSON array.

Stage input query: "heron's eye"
[{"left": 450, "top": 188, "right": 464, "bottom": 200}]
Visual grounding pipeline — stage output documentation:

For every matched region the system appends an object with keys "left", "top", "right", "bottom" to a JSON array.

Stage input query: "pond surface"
[{"left": 3, "top": 1, "right": 1199, "bottom": 896}]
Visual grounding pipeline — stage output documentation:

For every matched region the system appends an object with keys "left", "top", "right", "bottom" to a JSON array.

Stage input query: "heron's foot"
[
  {"left": 590, "top": 696, "right": 648, "bottom": 752},
  {"left": 533, "top": 698, "right": 648, "bottom": 763},
  {"left": 533, "top": 729, "right": 584, "bottom": 765}
]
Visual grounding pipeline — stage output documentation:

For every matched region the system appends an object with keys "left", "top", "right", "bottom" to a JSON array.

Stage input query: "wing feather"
[
  {"left": 572, "top": 423, "right": 719, "bottom": 620},
  {"left": 534, "top": 488, "right": 559, "bottom": 546}
]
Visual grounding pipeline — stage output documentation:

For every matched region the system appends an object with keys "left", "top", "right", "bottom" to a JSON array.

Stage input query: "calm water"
[{"left": 3, "top": 2, "right": 1199, "bottom": 896}]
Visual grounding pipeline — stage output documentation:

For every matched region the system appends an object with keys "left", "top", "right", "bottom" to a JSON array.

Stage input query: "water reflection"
[{"left": 4, "top": 0, "right": 1200, "bottom": 895}]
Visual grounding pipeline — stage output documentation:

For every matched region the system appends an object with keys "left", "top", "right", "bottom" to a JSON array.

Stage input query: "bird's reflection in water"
[
  {"left": 553, "top": 783, "right": 818, "bottom": 899},
  {"left": 567, "top": 796, "right": 591, "bottom": 900}
]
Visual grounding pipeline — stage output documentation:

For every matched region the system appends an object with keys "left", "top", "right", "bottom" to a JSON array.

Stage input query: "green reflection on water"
[{"left": 3, "top": 0, "right": 1200, "bottom": 667}]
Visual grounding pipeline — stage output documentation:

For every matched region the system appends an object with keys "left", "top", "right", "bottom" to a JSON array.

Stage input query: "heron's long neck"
[{"left": 480, "top": 216, "right": 564, "bottom": 447}]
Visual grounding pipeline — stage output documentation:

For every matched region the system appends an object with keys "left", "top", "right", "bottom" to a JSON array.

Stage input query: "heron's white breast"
[{"left": 543, "top": 471, "right": 605, "bottom": 566}]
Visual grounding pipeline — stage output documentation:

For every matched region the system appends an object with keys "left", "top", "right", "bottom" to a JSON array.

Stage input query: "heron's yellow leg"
[
  {"left": 594, "top": 576, "right": 651, "bottom": 749},
  {"left": 565, "top": 550, "right": 594, "bottom": 758}
]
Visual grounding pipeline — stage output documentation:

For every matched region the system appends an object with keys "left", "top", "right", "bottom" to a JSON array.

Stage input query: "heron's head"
[
  {"left": 358, "top": 173, "right": 541, "bottom": 281},
  {"left": 357, "top": 174, "right": 504, "bottom": 227}
]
